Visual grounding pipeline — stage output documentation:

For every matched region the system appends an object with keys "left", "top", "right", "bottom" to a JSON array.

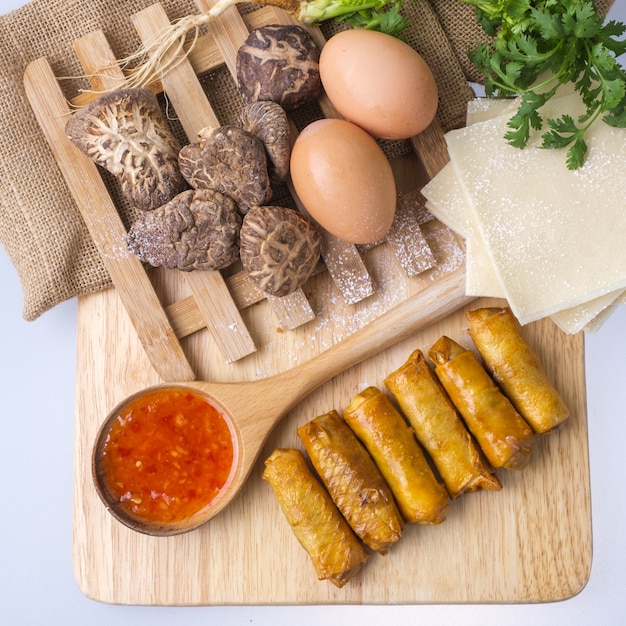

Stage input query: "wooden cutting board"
[
  {"left": 23, "top": 2, "right": 591, "bottom": 605},
  {"left": 71, "top": 285, "right": 590, "bottom": 605}
]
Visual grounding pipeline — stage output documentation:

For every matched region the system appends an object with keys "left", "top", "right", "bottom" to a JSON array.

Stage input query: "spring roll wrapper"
[
  {"left": 429, "top": 336, "right": 535, "bottom": 471},
  {"left": 343, "top": 386, "right": 449, "bottom": 524},
  {"left": 466, "top": 307, "right": 570, "bottom": 434},
  {"left": 384, "top": 350, "right": 501, "bottom": 497},
  {"left": 298, "top": 411, "right": 404, "bottom": 554},
  {"left": 262, "top": 448, "right": 369, "bottom": 588}
]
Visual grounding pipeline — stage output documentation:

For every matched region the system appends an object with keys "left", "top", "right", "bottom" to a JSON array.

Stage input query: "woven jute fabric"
[
  {"left": 0, "top": 0, "right": 610, "bottom": 320},
  {"left": 0, "top": 0, "right": 205, "bottom": 320}
]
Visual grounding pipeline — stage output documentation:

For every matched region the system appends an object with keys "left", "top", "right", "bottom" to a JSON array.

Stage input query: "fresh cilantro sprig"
[{"left": 460, "top": 0, "right": 626, "bottom": 169}]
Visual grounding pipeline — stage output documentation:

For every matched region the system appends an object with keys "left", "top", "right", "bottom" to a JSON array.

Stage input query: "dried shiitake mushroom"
[
  {"left": 239, "top": 101, "right": 291, "bottom": 184},
  {"left": 126, "top": 188, "right": 241, "bottom": 271},
  {"left": 236, "top": 24, "right": 322, "bottom": 110},
  {"left": 65, "top": 88, "right": 185, "bottom": 211},
  {"left": 240, "top": 205, "right": 321, "bottom": 297},
  {"left": 178, "top": 125, "right": 272, "bottom": 214}
]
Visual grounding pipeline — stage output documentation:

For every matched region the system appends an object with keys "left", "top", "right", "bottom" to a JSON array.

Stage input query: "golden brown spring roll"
[
  {"left": 384, "top": 349, "right": 502, "bottom": 497},
  {"left": 298, "top": 410, "right": 404, "bottom": 554},
  {"left": 429, "top": 336, "right": 535, "bottom": 471},
  {"left": 262, "top": 448, "right": 369, "bottom": 588},
  {"left": 466, "top": 307, "right": 569, "bottom": 434},
  {"left": 343, "top": 386, "right": 449, "bottom": 524}
]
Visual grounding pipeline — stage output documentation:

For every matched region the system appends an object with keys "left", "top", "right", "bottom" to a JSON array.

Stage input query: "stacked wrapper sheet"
[{"left": 421, "top": 94, "right": 626, "bottom": 334}]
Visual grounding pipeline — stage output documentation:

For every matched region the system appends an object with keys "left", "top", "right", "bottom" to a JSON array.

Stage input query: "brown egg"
[
  {"left": 290, "top": 118, "right": 396, "bottom": 244},
  {"left": 319, "top": 29, "right": 438, "bottom": 140}
]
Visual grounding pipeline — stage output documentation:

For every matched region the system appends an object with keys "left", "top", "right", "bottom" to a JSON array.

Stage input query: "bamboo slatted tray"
[
  {"left": 24, "top": 1, "right": 591, "bottom": 606},
  {"left": 26, "top": 1, "right": 451, "bottom": 377}
]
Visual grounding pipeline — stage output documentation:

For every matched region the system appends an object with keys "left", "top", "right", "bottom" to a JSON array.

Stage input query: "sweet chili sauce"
[{"left": 100, "top": 387, "right": 234, "bottom": 524}]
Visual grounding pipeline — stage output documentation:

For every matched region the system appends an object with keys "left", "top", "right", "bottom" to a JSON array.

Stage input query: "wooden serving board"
[
  {"left": 23, "top": 2, "right": 590, "bottom": 605},
  {"left": 71, "top": 290, "right": 590, "bottom": 605}
]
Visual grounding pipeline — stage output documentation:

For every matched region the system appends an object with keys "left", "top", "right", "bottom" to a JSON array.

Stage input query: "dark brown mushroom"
[
  {"left": 236, "top": 24, "right": 323, "bottom": 110},
  {"left": 178, "top": 125, "right": 272, "bottom": 214},
  {"left": 65, "top": 88, "right": 185, "bottom": 211},
  {"left": 126, "top": 188, "right": 241, "bottom": 271},
  {"left": 240, "top": 205, "right": 322, "bottom": 297},
  {"left": 239, "top": 101, "right": 291, "bottom": 184}
]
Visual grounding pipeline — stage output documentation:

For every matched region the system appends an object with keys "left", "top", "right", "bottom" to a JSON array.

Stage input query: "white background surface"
[{"left": 1, "top": 1, "right": 626, "bottom": 625}]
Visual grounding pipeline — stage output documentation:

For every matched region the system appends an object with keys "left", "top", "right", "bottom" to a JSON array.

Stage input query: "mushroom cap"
[
  {"left": 239, "top": 101, "right": 291, "bottom": 184},
  {"left": 178, "top": 125, "right": 272, "bottom": 213},
  {"left": 126, "top": 188, "right": 242, "bottom": 271},
  {"left": 236, "top": 24, "right": 322, "bottom": 110},
  {"left": 65, "top": 88, "right": 185, "bottom": 211},
  {"left": 240, "top": 205, "right": 322, "bottom": 297}
]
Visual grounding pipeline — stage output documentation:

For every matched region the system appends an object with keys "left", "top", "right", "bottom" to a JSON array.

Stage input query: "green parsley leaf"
[
  {"left": 566, "top": 133, "right": 588, "bottom": 169},
  {"left": 504, "top": 89, "right": 552, "bottom": 146},
  {"left": 460, "top": 0, "right": 626, "bottom": 169}
]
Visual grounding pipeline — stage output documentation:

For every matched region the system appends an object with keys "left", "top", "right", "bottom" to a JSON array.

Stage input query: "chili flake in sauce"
[{"left": 101, "top": 387, "right": 234, "bottom": 524}]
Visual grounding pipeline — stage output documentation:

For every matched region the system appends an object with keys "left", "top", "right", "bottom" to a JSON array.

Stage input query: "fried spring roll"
[
  {"left": 262, "top": 448, "right": 369, "bottom": 588},
  {"left": 384, "top": 350, "right": 502, "bottom": 497},
  {"left": 466, "top": 307, "right": 569, "bottom": 434},
  {"left": 429, "top": 336, "right": 535, "bottom": 470},
  {"left": 343, "top": 386, "right": 449, "bottom": 524},
  {"left": 298, "top": 410, "right": 404, "bottom": 554}
]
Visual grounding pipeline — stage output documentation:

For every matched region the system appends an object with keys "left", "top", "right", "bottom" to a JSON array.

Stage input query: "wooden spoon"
[{"left": 93, "top": 267, "right": 472, "bottom": 536}]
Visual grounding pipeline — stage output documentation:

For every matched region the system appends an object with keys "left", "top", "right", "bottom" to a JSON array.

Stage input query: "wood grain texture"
[{"left": 72, "top": 282, "right": 591, "bottom": 605}]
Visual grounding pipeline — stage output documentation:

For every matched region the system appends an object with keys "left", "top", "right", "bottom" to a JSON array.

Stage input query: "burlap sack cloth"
[{"left": 0, "top": 0, "right": 615, "bottom": 320}]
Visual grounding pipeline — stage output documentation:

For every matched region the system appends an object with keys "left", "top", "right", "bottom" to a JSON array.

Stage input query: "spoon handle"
[{"left": 268, "top": 267, "right": 472, "bottom": 416}]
